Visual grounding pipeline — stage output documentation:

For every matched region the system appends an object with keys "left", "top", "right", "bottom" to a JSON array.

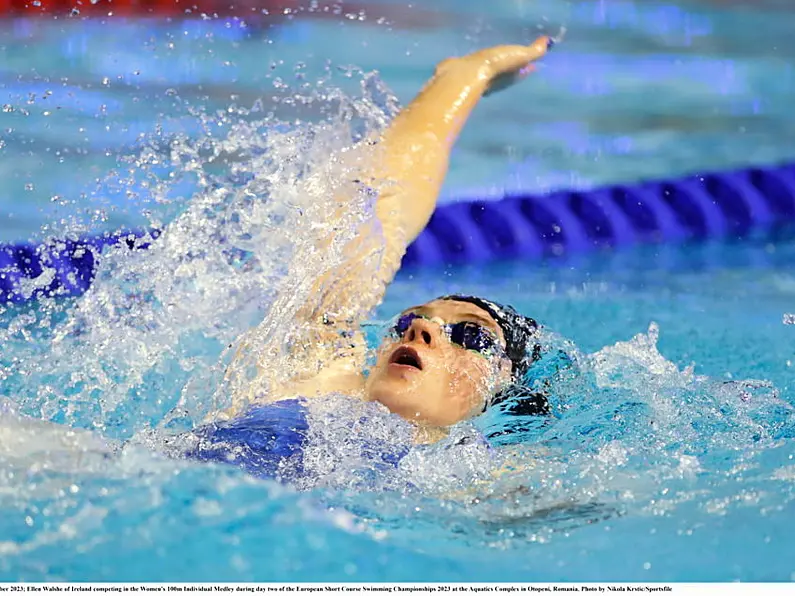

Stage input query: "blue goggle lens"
[{"left": 391, "top": 313, "right": 499, "bottom": 355}]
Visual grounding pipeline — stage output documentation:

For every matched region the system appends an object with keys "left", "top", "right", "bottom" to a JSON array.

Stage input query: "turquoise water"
[
  {"left": 1, "top": 0, "right": 795, "bottom": 583},
  {"left": 2, "top": 246, "right": 794, "bottom": 581}
]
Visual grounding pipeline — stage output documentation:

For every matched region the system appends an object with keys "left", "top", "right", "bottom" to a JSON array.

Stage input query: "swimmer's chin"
[{"left": 366, "top": 381, "right": 424, "bottom": 418}]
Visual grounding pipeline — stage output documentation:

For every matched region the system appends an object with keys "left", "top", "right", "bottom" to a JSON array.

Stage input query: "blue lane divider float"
[
  {"left": 0, "top": 230, "right": 161, "bottom": 305},
  {"left": 3, "top": 163, "right": 795, "bottom": 304},
  {"left": 402, "top": 162, "right": 795, "bottom": 267}
]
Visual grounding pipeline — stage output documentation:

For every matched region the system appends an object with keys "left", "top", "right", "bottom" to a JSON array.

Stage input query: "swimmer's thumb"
[{"left": 484, "top": 65, "right": 536, "bottom": 97}]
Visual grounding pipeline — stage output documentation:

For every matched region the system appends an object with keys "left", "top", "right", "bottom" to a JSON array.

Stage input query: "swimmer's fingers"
[
  {"left": 431, "top": 36, "right": 550, "bottom": 93},
  {"left": 475, "top": 36, "right": 552, "bottom": 80}
]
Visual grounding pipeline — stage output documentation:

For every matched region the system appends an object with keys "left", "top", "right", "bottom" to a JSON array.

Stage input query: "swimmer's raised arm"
[
  {"left": 371, "top": 36, "right": 553, "bottom": 277},
  {"left": 229, "top": 39, "right": 552, "bottom": 408},
  {"left": 303, "top": 37, "right": 552, "bottom": 324}
]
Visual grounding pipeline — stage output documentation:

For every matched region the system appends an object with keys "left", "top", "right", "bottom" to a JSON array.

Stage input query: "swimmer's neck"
[{"left": 250, "top": 369, "right": 452, "bottom": 444}]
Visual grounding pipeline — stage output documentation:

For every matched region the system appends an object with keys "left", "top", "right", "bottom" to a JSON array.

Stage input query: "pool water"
[
  {"left": 1, "top": 0, "right": 795, "bottom": 583},
  {"left": 2, "top": 246, "right": 794, "bottom": 581},
  {"left": 3, "top": 0, "right": 795, "bottom": 241}
]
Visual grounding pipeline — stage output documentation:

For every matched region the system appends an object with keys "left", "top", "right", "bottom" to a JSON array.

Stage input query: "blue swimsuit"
[
  {"left": 186, "top": 399, "right": 311, "bottom": 480},
  {"left": 185, "top": 399, "right": 413, "bottom": 482},
  {"left": 183, "top": 398, "right": 500, "bottom": 484}
]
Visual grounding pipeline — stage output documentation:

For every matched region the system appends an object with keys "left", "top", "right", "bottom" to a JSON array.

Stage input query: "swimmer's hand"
[{"left": 451, "top": 36, "right": 553, "bottom": 97}]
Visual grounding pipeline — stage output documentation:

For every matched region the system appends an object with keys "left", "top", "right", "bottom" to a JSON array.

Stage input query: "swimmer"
[{"left": 226, "top": 36, "right": 556, "bottom": 443}]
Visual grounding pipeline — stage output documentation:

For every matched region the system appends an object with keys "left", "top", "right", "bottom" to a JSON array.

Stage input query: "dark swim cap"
[
  {"left": 440, "top": 295, "right": 540, "bottom": 377},
  {"left": 439, "top": 295, "right": 547, "bottom": 415}
]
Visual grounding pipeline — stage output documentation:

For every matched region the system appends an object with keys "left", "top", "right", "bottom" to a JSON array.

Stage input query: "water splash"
[{"left": 0, "top": 65, "right": 398, "bottom": 439}]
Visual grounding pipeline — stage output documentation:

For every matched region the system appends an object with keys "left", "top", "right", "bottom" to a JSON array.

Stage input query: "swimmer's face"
[{"left": 365, "top": 299, "right": 513, "bottom": 427}]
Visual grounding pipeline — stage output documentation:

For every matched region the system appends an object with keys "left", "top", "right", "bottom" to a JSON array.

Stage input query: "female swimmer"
[
  {"left": 1, "top": 38, "right": 562, "bottom": 489},
  {"left": 217, "top": 37, "right": 557, "bottom": 447}
]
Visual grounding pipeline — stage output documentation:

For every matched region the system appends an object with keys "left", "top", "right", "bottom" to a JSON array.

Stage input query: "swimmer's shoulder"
[
  {"left": 223, "top": 356, "right": 367, "bottom": 419},
  {"left": 224, "top": 315, "right": 370, "bottom": 416},
  {"left": 277, "top": 357, "right": 366, "bottom": 400}
]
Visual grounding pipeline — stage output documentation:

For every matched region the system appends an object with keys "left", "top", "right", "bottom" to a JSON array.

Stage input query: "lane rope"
[{"left": 3, "top": 162, "right": 795, "bottom": 303}]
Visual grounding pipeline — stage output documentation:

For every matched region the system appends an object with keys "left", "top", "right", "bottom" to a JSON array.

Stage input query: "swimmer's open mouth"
[{"left": 389, "top": 346, "right": 423, "bottom": 370}]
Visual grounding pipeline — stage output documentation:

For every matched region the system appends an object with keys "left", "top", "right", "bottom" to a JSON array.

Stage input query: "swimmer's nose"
[{"left": 403, "top": 318, "right": 439, "bottom": 349}]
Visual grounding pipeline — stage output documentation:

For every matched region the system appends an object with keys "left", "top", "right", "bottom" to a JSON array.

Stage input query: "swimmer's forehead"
[{"left": 401, "top": 300, "right": 503, "bottom": 338}]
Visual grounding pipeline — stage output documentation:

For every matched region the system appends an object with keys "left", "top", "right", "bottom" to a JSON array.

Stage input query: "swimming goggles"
[{"left": 390, "top": 312, "right": 504, "bottom": 357}]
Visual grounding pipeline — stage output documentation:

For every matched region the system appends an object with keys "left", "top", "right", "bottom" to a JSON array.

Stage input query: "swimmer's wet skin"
[{"left": 190, "top": 37, "right": 556, "bottom": 477}]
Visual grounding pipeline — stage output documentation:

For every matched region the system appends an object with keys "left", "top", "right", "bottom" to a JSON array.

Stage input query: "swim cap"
[
  {"left": 440, "top": 295, "right": 539, "bottom": 376},
  {"left": 439, "top": 295, "right": 547, "bottom": 415}
]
